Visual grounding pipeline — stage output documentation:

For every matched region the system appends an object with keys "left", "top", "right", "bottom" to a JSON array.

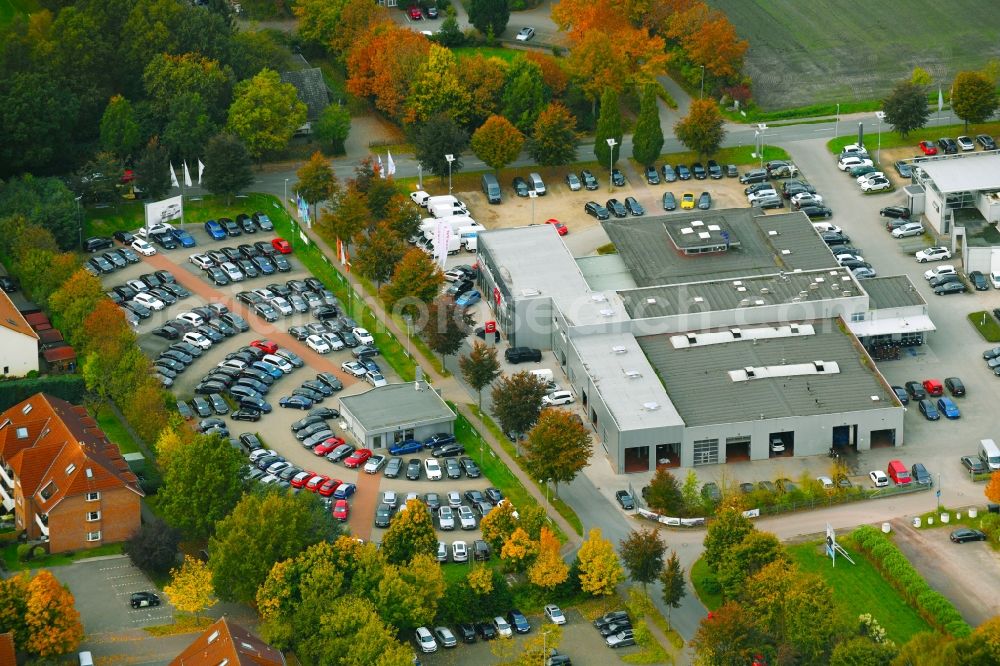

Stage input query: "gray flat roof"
[
  {"left": 862, "top": 276, "right": 925, "bottom": 310},
  {"left": 916, "top": 153, "right": 1000, "bottom": 193},
  {"left": 577, "top": 254, "right": 638, "bottom": 291},
  {"left": 637, "top": 321, "right": 895, "bottom": 426},
  {"left": 340, "top": 382, "right": 455, "bottom": 431},
  {"left": 603, "top": 209, "right": 841, "bottom": 288},
  {"left": 619, "top": 267, "right": 860, "bottom": 319}
]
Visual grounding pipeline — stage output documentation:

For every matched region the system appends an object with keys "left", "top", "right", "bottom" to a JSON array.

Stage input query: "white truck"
[
  {"left": 429, "top": 201, "right": 469, "bottom": 218},
  {"left": 420, "top": 216, "right": 480, "bottom": 239}
]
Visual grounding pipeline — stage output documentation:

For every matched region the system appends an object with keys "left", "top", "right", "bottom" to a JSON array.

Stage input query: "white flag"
[
  {"left": 169, "top": 163, "right": 179, "bottom": 188},
  {"left": 183, "top": 161, "right": 192, "bottom": 188},
  {"left": 938, "top": 87, "right": 943, "bottom": 113},
  {"left": 387, "top": 151, "right": 396, "bottom": 176},
  {"left": 377, "top": 154, "right": 385, "bottom": 179},
  {"left": 197, "top": 159, "right": 205, "bottom": 184}
]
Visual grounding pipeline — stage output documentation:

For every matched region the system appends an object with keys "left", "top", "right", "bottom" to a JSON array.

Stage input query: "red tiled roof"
[
  {"left": 170, "top": 618, "right": 285, "bottom": 666},
  {"left": 0, "top": 632, "right": 15, "bottom": 666},
  {"left": 38, "top": 329, "right": 64, "bottom": 344},
  {"left": 42, "top": 346, "right": 76, "bottom": 363},
  {"left": 0, "top": 291, "right": 38, "bottom": 340}
]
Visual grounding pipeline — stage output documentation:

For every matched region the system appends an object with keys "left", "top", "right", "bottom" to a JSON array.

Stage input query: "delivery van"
[
  {"left": 429, "top": 201, "right": 469, "bottom": 218},
  {"left": 980, "top": 438, "right": 1000, "bottom": 470},
  {"left": 887, "top": 459, "right": 911, "bottom": 485},
  {"left": 482, "top": 174, "right": 501, "bottom": 204}
]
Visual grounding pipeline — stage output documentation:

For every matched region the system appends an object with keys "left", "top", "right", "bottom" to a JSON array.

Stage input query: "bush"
[
  {"left": 0, "top": 375, "right": 86, "bottom": 411},
  {"left": 700, "top": 574, "right": 721, "bottom": 595},
  {"left": 16, "top": 543, "right": 35, "bottom": 562}
]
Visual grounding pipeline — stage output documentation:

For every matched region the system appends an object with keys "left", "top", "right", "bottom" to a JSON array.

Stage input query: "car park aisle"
[{"left": 350, "top": 467, "right": 381, "bottom": 540}]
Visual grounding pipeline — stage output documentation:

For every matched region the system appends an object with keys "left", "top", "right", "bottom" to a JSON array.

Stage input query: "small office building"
[{"left": 339, "top": 382, "right": 456, "bottom": 450}]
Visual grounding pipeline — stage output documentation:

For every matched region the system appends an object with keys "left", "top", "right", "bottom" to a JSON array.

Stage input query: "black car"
[
  {"left": 130, "top": 591, "right": 161, "bottom": 608},
  {"left": 611, "top": 168, "right": 626, "bottom": 186},
  {"left": 594, "top": 610, "right": 630, "bottom": 630},
  {"left": 970, "top": 271, "right": 989, "bottom": 291},
  {"left": 821, "top": 231, "right": 851, "bottom": 246},
  {"left": 206, "top": 267, "right": 229, "bottom": 285},
  {"left": 660, "top": 164, "right": 677, "bottom": 182},
  {"left": 309, "top": 406, "right": 340, "bottom": 419},
  {"left": 904, "top": 381, "right": 927, "bottom": 400},
  {"left": 580, "top": 169, "right": 599, "bottom": 191},
  {"left": 231, "top": 407, "right": 262, "bottom": 422},
  {"left": 460, "top": 457, "right": 480, "bottom": 478},
  {"left": 507, "top": 609, "right": 530, "bottom": 633},
  {"left": 615, "top": 490, "right": 635, "bottom": 509},
  {"left": 484, "top": 487, "right": 503, "bottom": 504},
  {"left": 605, "top": 199, "right": 627, "bottom": 218},
  {"left": 800, "top": 205, "right": 833, "bottom": 219},
  {"left": 977, "top": 134, "right": 997, "bottom": 150},
  {"left": 891, "top": 386, "right": 909, "bottom": 405},
  {"left": 85, "top": 236, "right": 113, "bottom": 253},
  {"left": 739, "top": 169, "right": 768, "bottom": 184},
  {"left": 662, "top": 191, "right": 677, "bottom": 210},
  {"left": 220, "top": 217, "right": 241, "bottom": 236},
  {"left": 191, "top": 397, "right": 213, "bottom": 417},
  {"left": 707, "top": 160, "right": 723, "bottom": 179},
  {"left": 113, "top": 230, "right": 135, "bottom": 244},
  {"left": 406, "top": 459, "right": 421, "bottom": 480},
  {"left": 512, "top": 177, "right": 529, "bottom": 197},
  {"left": 938, "top": 137, "right": 958, "bottom": 154},
  {"left": 675, "top": 164, "right": 691, "bottom": 180},
  {"left": 316, "top": 372, "right": 344, "bottom": 392},
  {"left": 644, "top": 165, "right": 660, "bottom": 185},
  {"left": 476, "top": 622, "right": 497, "bottom": 640},
  {"left": 152, "top": 232, "right": 177, "bottom": 250},
  {"left": 374, "top": 503, "right": 392, "bottom": 528},
  {"left": 944, "top": 377, "right": 966, "bottom": 397},
  {"left": 623, "top": 197, "right": 644, "bottom": 216},
  {"left": 505, "top": 347, "right": 541, "bottom": 363},
  {"left": 153, "top": 326, "right": 180, "bottom": 340},
  {"left": 880, "top": 206, "right": 910, "bottom": 219},
  {"left": 725, "top": 164, "right": 738, "bottom": 177},
  {"left": 237, "top": 213, "right": 256, "bottom": 233},
  {"left": 950, "top": 528, "right": 987, "bottom": 543},
  {"left": 697, "top": 192, "right": 711, "bottom": 210},
  {"left": 464, "top": 489, "right": 485, "bottom": 505},
  {"left": 934, "top": 281, "right": 967, "bottom": 295},
  {"left": 457, "top": 623, "right": 477, "bottom": 643},
  {"left": 691, "top": 162, "right": 706, "bottom": 179},
  {"left": 894, "top": 161, "right": 913, "bottom": 178}
]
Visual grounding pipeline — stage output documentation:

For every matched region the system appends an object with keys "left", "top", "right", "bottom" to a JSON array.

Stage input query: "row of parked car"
[
  {"left": 918, "top": 135, "right": 997, "bottom": 156},
  {"left": 188, "top": 238, "right": 293, "bottom": 286},
  {"left": 107, "top": 270, "right": 196, "bottom": 329},
  {"left": 374, "top": 485, "right": 500, "bottom": 530},
  {"left": 413, "top": 604, "right": 569, "bottom": 657},
  {"left": 202, "top": 212, "right": 275, "bottom": 239}
]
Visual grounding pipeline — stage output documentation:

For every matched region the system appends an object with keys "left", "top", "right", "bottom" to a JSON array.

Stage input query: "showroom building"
[{"left": 338, "top": 382, "right": 456, "bottom": 450}]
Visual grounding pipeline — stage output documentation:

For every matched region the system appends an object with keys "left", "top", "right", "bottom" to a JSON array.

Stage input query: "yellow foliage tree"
[
  {"left": 165, "top": 555, "right": 216, "bottom": 618},
  {"left": 577, "top": 527, "right": 623, "bottom": 596},
  {"left": 479, "top": 498, "right": 519, "bottom": 551},
  {"left": 24, "top": 570, "right": 83, "bottom": 657},
  {"left": 467, "top": 566, "right": 494, "bottom": 595},
  {"left": 528, "top": 527, "right": 568, "bottom": 590},
  {"left": 986, "top": 471, "right": 1000, "bottom": 503},
  {"left": 500, "top": 527, "right": 538, "bottom": 572}
]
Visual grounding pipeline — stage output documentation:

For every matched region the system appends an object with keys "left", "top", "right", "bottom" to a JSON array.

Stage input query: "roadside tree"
[
  {"left": 203, "top": 133, "right": 253, "bottom": 204},
  {"left": 420, "top": 297, "right": 473, "bottom": 369},
  {"left": 659, "top": 550, "right": 686, "bottom": 620},
  {"left": 911, "top": 67, "right": 933, "bottom": 87},
  {"left": 577, "top": 527, "right": 623, "bottom": 596},
  {"left": 23, "top": 571, "right": 84, "bottom": 658},
  {"left": 295, "top": 151, "right": 341, "bottom": 222},
  {"left": 163, "top": 93, "right": 217, "bottom": 162},
  {"left": 380, "top": 499, "right": 439, "bottom": 565},
  {"left": 644, "top": 468, "right": 684, "bottom": 515},
  {"left": 226, "top": 68, "right": 307, "bottom": 159},
  {"left": 469, "top": 0, "right": 510, "bottom": 38},
  {"left": 471, "top": 115, "right": 525, "bottom": 173},
  {"left": 382, "top": 194, "right": 422, "bottom": 240},
  {"left": 164, "top": 556, "right": 216, "bottom": 618},
  {"left": 123, "top": 517, "right": 181, "bottom": 575},
  {"left": 352, "top": 221, "right": 407, "bottom": 288},
  {"left": 594, "top": 88, "right": 623, "bottom": 167},
  {"left": 883, "top": 80, "right": 930, "bottom": 138},
  {"left": 529, "top": 102, "right": 578, "bottom": 167},
  {"left": 319, "top": 186, "right": 368, "bottom": 249},
  {"left": 703, "top": 507, "right": 755, "bottom": 572},
  {"left": 619, "top": 528, "right": 666, "bottom": 591},
  {"left": 523, "top": 408, "right": 592, "bottom": 497},
  {"left": 528, "top": 527, "right": 568, "bottom": 589},
  {"left": 952, "top": 70, "right": 998, "bottom": 132},
  {"left": 315, "top": 103, "right": 351, "bottom": 154},
  {"left": 413, "top": 114, "right": 469, "bottom": 178},
  {"left": 460, "top": 341, "right": 501, "bottom": 409},
  {"left": 631, "top": 84, "right": 664, "bottom": 166},
  {"left": 380, "top": 248, "right": 445, "bottom": 319},
  {"left": 985, "top": 471, "right": 1000, "bottom": 504},
  {"left": 675, "top": 98, "right": 726, "bottom": 158},
  {"left": 490, "top": 371, "right": 549, "bottom": 441}
]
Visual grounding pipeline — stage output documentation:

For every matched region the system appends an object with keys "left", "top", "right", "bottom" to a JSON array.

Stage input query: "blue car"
[
  {"left": 362, "top": 359, "right": 381, "bottom": 374},
  {"left": 936, "top": 397, "right": 960, "bottom": 419},
  {"left": 170, "top": 228, "right": 197, "bottom": 247},
  {"left": 333, "top": 482, "right": 356, "bottom": 499},
  {"left": 251, "top": 361, "right": 284, "bottom": 379},
  {"left": 917, "top": 399, "right": 940, "bottom": 421},
  {"left": 389, "top": 439, "right": 424, "bottom": 456},
  {"left": 456, "top": 290, "right": 481, "bottom": 308},
  {"left": 204, "top": 219, "right": 226, "bottom": 240}
]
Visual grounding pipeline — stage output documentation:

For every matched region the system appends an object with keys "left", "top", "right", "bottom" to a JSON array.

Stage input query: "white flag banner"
[
  {"left": 183, "top": 161, "right": 193, "bottom": 188},
  {"left": 387, "top": 151, "right": 396, "bottom": 176},
  {"left": 938, "top": 87, "right": 943, "bottom": 113},
  {"left": 169, "top": 163, "right": 179, "bottom": 188},
  {"left": 377, "top": 154, "right": 385, "bottom": 179},
  {"left": 197, "top": 159, "right": 205, "bottom": 184}
]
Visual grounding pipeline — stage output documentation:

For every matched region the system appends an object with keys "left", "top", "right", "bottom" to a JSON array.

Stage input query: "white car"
[
  {"left": 218, "top": 358, "right": 246, "bottom": 371},
  {"left": 220, "top": 262, "right": 243, "bottom": 281},
  {"left": 892, "top": 222, "right": 924, "bottom": 238},
  {"left": 747, "top": 188, "right": 778, "bottom": 203},
  {"left": 542, "top": 390, "right": 574, "bottom": 406},
  {"left": 364, "top": 454, "right": 386, "bottom": 474},
  {"left": 515, "top": 27, "right": 534, "bottom": 41},
  {"left": 262, "top": 353, "right": 293, "bottom": 373},
  {"left": 861, "top": 177, "right": 891, "bottom": 192},
  {"left": 252, "top": 288, "right": 274, "bottom": 300},
  {"left": 816, "top": 476, "right": 834, "bottom": 489},
  {"left": 131, "top": 238, "right": 156, "bottom": 256},
  {"left": 812, "top": 222, "right": 842, "bottom": 234},
  {"left": 306, "top": 335, "right": 331, "bottom": 354},
  {"left": 458, "top": 505, "right": 476, "bottom": 530},
  {"left": 342, "top": 361, "right": 367, "bottom": 377},
  {"left": 183, "top": 331, "right": 212, "bottom": 350},
  {"left": 424, "top": 457, "right": 442, "bottom": 481},
  {"left": 791, "top": 192, "right": 824, "bottom": 206},
  {"left": 133, "top": 293, "right": 164, "bottom": 310},
  {"left": 452, "top": 541, "right": 469, "bottom": 563},
  {"left": 544, "top": 604, "right": 566, "bottom": 625},
  {"left": 991, "top": 272, "right": 1000, "bottom": 289},
  {"left": 835, "top": 253, "right": 864, "bottom": 266},
  {"left": 837, "top": 156, "right": 873, "bottom": 171},
  {"left": 126, "top": 279, "right": 148, "bottom": 292},
  {"left": 924, "top": 264, "right": 957, "bottom": 280},
  {"left": 443, "top": 268, "right": 465, "bottom": 282},
  {"left": 414, "top": 627, "right": 438, "bottom": 654},
  {"left": 321, "top": 332, "right": 346, "bottom": 351},
  {"left": 957, "top": 135, "right": 975, "bottom": 151},
  {"left": 177, "top": 311, "right": 204, "bottom": 326},
  {"left": 365, "top": 371, "right": 387, "bottom": 387},
  {"left": 189, "top": 253, "right": 214, "bottom": 269},
  {"left": 352, "top": 327, "right": 374, "bottom": 345},
  {"left": 915, "top": 247, "right": 951, "bottom": 263},
  {"left": 493, "top": 616, "right": 512, "bottom": 637},
  {"left": 869, "top": 470, "right": 889, "bottom": 488},
  {"left": 438, "top": 506, "right": 455, "bottom": 530},
  {"left": 856, "top": 171, "right": 885, "bottom": 185}
]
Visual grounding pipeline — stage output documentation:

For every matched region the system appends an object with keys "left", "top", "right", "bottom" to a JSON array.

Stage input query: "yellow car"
[{"left": 680, "top": 192, "right": 696, "bottom": 209}]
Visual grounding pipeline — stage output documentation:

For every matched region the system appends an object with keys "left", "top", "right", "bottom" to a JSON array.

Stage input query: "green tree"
[
  {"left": 295, "top": 151, "right": 341, "bottom": 222},
  {"left": 123, "top": 517, "right": 181, "bottom": 575},
  {"left": 100, "top": 95, "right": 142, "bottom": 159},
  {"left": 681, "top": 469, "right": 702, "bottom": 515},
  {"left": 210, "top": 489, "right": 340, "bottom": 603},
  {"left": 382, "top": 194, "right": 422, "bottom": 240},
  {"left": 77, "top": 153, "right": 124, "bottom": 207},
  {"left": 703, "top": 507, "right": 755, "bottom": 572},
  {"left": 380, "top": 248, "right": 444, "bottom": 319},
  {"left": 674, "top": 98, "right": 726, "bottom": 158},
  {"left": 142, "top": 52, "right": 233, "bottom": 124},
  {"left": 162, "top": 92, "right": 217, "bottom": 161},
  {"left": 380, "top": 499, "right": 439, "bottom": 565},
  {"left": 479, "top": 496, "right": 519, "bottom": 551},
  {"left": 632, "top": 84, "right": 664, "bottom": 165},
  {"left": 302, "top": 595, "right": 413, "bottom": 666},
  {"left": 437, "top": 6, "right": 465, "bottom": 47},
  {"left": 619, "top": 528, "right": 665, "bottom": 591},
  {"left": 203, "top": 133, "right": 253, "bottom": 204},
  {"left": 406, "top": 44, "right": 471, "bottom": 125},
  {"left": 910, "top": 67, "right": 933, "bottom": 87},
  {"left": 413, "top": 114, "right": 469, "bottom": 178},
  {"left": 659, "top": 550, "right": 686, "bottom": 621},
  {"left": 502, "top": 60, "right": 548, "bottom": 133},
  {"left": 469, "top": 0, "right": 509, "bottom": 38},
  {"left": 460, "top": 341, "right": 502, "bottom": 409},
  {"left": 594, "top": 88, "right": 623, "bottom": 167},
  {"left": 524, "top": 408, "right": 592, "bottom": 497},
  {"left": 883, "top": 80, "right": 930, "bottom": 138},
  {"left": 529, "top": 102, "right": 578, "bottom": 167},
  {"left": 830, "top": 637, "right": 898, "bottom": 666},
  {"left": 0, "top": 71, "right": 80, "bottom": 179},
  {"left": 319, "top": 186, "right": 368, "bottom": 247},
  {"left": 352, "top": 222, "right": 407, "bottom": 288},
  {"left": 644, "top": 468, "right": 684, "bottom": 516},
  {"left": 471, "top": 115, "right": 525, "bottom": 173},
  {"left": 362, "top": 177, "right": 397, "bottom": 221},
  {"left": 716, "top": 531, "right": 786, "bottom": 599},
  {"left": 420, "top": 297, "right": 473, "bottom": 369},
  {"left": 951, "top": 70, "right": 998, "bottom": 132},
  {"left": 0, "top": 177, "right": 79, "bottom": 252},
  {"left": 373, "top": 555, "right": 445, "bottom": 633},
  {"left": 157, "top": 432, "right": 246, "bottom": 540},
  {"left": 230, "top": 29, "right": 292, "bottom": 81},
  {"left": 226, "top": 68, "right": 307, "bottom": 159},
  {"left": 490, "top": 371, "right": 549, "bottom": 441},
  {"left": 577, "top": 527, "right": 623, "bottom": 596},
  {"left": 134, "top": 136, "right": 172, "bottom": 202},
  {"left": 315, "top": 103, "right": 352, "bottom": 154}
]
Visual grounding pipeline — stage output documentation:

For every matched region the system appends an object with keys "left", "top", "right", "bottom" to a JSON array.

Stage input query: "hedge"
[
  {"left": 851, "top": 525, "right": 971, "bottom": 637},
  {"left": 0, "top": 375, "right": 86, "bottom": 411}
]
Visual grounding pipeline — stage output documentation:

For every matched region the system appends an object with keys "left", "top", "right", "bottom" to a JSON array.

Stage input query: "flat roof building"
[{"left": 339, "top": 382, "right": 456, "bottom": 450}]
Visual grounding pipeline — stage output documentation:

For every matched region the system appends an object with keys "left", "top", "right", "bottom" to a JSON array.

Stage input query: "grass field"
[
  {"left": 95, "top": 408, "right": 142, "bottom": 455},
  {"left": 708, "top": 0, "right": 1000, "bottom": 110},
  {"left": 452, "top": 46, "right": 522, "bottom": 63},
  {"left": 968, "top": 311, "right": 1000, "bottom": 342},
  {"left": 0, "top": 0, "right": 36, "bottom": 27}
]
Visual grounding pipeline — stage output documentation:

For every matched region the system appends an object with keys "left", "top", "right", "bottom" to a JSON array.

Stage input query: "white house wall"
[{"left": 0, "top": 328, "right": 38, "bottom": 377}]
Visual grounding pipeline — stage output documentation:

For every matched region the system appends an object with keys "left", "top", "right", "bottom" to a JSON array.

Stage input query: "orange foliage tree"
[
  {"left": 461, "top": 54, "right": 508, "bottom": 127},
  {"left": 346, "top": 24, "right": 430, "bottom": 120},
  {"left": 986, "top": 471, "right": 1000, "bottom": 504},
  {"left": 24, "top": 570, "right": 84, "bottom": 657},
  {"left": 524, "top": 52, "right": 569, "bottom": 97}
]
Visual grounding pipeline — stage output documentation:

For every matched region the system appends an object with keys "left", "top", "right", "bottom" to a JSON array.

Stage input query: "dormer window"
[
  {"left": 39, "top": 482, "right": 56, "bottom": 501},
  {"left": 15, "top": 427, "right": 28, "bottom": 439}
]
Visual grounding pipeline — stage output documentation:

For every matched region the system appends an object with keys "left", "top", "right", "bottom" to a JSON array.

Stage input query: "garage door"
[{"left": 693, "top": 438, "right": 719, "bottom": 466}]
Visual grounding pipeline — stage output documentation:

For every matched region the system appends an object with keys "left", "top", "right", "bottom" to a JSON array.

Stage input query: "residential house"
[
  {"left": 0, "top": 290, "right": 38, "bottom": 377},
  {"left": 170, "top": 617, "right": 285, "bottom": 666}
]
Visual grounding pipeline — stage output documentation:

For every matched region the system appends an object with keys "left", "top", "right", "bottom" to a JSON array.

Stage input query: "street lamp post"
[
  {"left": 403, "top": 314, "right": 412, "bottom": 358},
  {"left": 283, "top": 178, "right": 288, "bottom": 207},
  {"left": 74, "top": 196, "right": 83, "bottom": 250},
  {"left": 528, "top": 189, "right": 537, "bottom": 225},
  {"left": 542, "top": 630, "right": 551, "bottom": 666},
  {"left": 541, "top": 478, "right": 551, "bottom": 521},
  {"left": 606, "top": 138, "right": 617, "bottom": 193},
  {"left": 835, "top": 103, "right": 840, "bottom": 138},
  {"left": 445, "top": 154, "right": 455, "bottom": 195},
  {"left": 756, "top": 123, "right": 767, "bottom": 168},
  {"left": 875, "top": 111, "right": 886, "bottom": 164},
  {"left": 700, "top": 65, "right": 705, "bottom": 99}
]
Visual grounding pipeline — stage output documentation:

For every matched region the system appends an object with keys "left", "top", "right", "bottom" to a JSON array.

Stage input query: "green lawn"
[
  {"left": 690, "top": 556, "right": 722, "bottom": 611},
  {"left": 787, "top": 540, "right": 932, "bottom": 644},
  {"left": 641, "top": 144, "right": 791, "bottom": 171},
  {"left": 2, "top": 542, "right": 123, "bottom": 571},
  {"left": 0, "top": 0, "right": 36, "bottom": 27},
  {"left": 968, "top": 311, "right": 1000, "bottom": 342},
  {"left": 452, "top": 46, "right": 522, "bottom": 63},
  {"left": 95, "top": 408, "right": 142, "bottom": 455}
]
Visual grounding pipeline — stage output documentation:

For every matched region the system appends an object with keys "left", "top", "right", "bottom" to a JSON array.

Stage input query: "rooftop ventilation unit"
[
  {"left": 829, "top": 270, "right": 839, "bottom": 276},
  {"left": 870, "top": 395, "right": 880, "bottom": 401},
  {"left": 521, "top": 288, "right": 540, "bottom": 297},
  {"left": 611, "top": 345, "right": 628, "bottom": 354},
  {"left": 815, "top": 277, "right": 825, "bottom": 283},
  {"left": 841, "top": 276, "right": 852, "bottom": 282},
  {"left": 698, "top": 231, "right": 711, "bottom": 239},
  {"left": 642, "top": 401, "right": 661, "bottom": 411},
  {"left": 625, "top": 370, "right": 642, "bottom": 379},
  {"left": 691, "top": 220, "right": 705, "bottom": 227},
  {"left": 738, "top": 298, "right": 750, "bottom": 307},
  {"left": 813, "top": 361, "right": 825, "bottom": 371},
  {"left": 646, "top": 298, "right": 657, "bottom": 305},
  {"left": 692, "top": 296, "right": 704, "bottom": 303},
  {"left": 730, "top": 328, "right": 742, "bottom": 339},
  {"left": 600, "top": 308, "right": 614, "bottom": 317},
  {"left": 809, "top": 282, "right": 819, "bottom": 290},
  {"left": 707, "top": 224, "right": 721, "bottom": 231},
  {"left": 732, "top": 280, "right": 743, "bottom": 286},
  {"left": 781, "top": 249, "right": 791, "bottom": 255},
  {"left": 737, "top": 286, "right": 747, "bottom": 292},
  {"left": 744, "top": 366, "right": 756, "bottom": 378},
  {"left": 799, "top": 291, "right": 809, "bottom": 298},
  {"left": 842, "top": 291, "right": 852, "bottom": 297},
  {"left": 768, "top": 230, "right": 779, "bottom": 236},
  {"left": 686, "top": 333, "right": 697, "bottom": 344},
  {"left": 790, "top": 324, "right": 799, "bottom": 333},
  {"left": 681, "top": 227, "right": 693, "bottom": 234},
  {"left": 760, "top": 287, "right": 770, "bottom": 295},
  {"left": 754, "top": 299, "right": 765, "bottom": 305},
  {"left": 591, "top": 293, "right": 607, "bottom": 302}
]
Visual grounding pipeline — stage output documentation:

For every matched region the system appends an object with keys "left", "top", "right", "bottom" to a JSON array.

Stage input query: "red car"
[
  {"left": 318, "top": 478, "right": 342, "bottom": 497},
  {"left": 251, "top": 339, "right": 278, "bottom": 354},
  {"left": 918, "top": 140, "right": 938, "bottom": 155},
  {"left": 922, "top": 379, "right": 943, "bottom": 396},
  {"left": 545, "top": 219, "right": 568, "bottom": 236},
  {"left": 312, "top": 437, "right": 345, "bottom": 456},
  {"left": 271, "top": 238, "right": 292, "bottom": 254},
  {"left": 333, "top": 499, "right": 349, "bottom": 521},
  {"left": 343, "top": 448, "right": 373, "bottom": 468},
  {"left": 290, "top": 470, "right": 314, "bottom": 488},
  {"left": 408, "top": 5, "right": 422, "bottom": 19},
  {"left": 305, "top": 474, "right": 330, "bottom": 492}
]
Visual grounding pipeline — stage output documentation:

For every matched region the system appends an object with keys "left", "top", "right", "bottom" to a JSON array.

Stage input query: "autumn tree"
[
  {"left": 632, "top": 84, "right": 664, "bottom": 166},
  {"left": 911, "top": 66, "right": 933, "bottom": 87},
  {"left": 352, "top": 221, "right": 407, "bottom": 288},
  {"left": 469, "top": 0, "right": 510, "bottom": 38},
  {"left": 830, "top": 637, "right": 898, "bottom": 666},
  {"left": 619, "top": 528, "right": 665, "bottom": 591},
  {"left": 985, "top": 471, "right": 1000, "bottom": 503},
  {"left": 406, "top": 44, "right": 471, "bottom": 125},
  {"left": 372, "top": 555, "right": 445, "bottom": 633},
  {"left": 675, "top": 98, "right": 726, "bottom": 158},
  {"left": 203, "top": 133, "right": 253, "bottom": 204},
  {"left": 529, "top": 102, "right": 579, "bottom": 167},
  {"left": 48, "top": 269, "right": 106, "bottom": 345},
  {"left": 566, "top": 31, "right": 631, "bottom": 107},
  {"left": 226, "top": 68, "right": 307, "bottom": 159},
  {"left": 490, "top": 371, "right": 549, "bottom": 441},
  {"left": 421, "top": 298, "right": 472, "bottom": 367},
  {"left": 460, "top": 341, "right": 502, "bottom": 409},
  {"left": 319, "top": 186, "right": 368, "bottom": 248},
  {"left": 413, "top": 113, "right": 469, "bottom": 178},
  {"left": 295, "top": 151, "right": 340, "bottom": 222},
  {"left": 703, "top": 507, "right": 755, "bottom": 572},
  {"left": 100, "top": 94, "right": 142, "bottom": 159},
  {"left": 471, "top": 115, "right": 525, "bottom": 173},
  {"left": 165, "top": 555, "right": 216, "bottom": 618},
  {"left": 525, "top": 52, "right": 569, "bottom": 97},
  {"left": 479, "top": 497, "right": 520, "bottom": 551},
  {"left": 346, "top": 25, "right": 430, "bottom": 120},
  {"left": 659, "top": 550, "right": 686, "bottom": 620},
  {"left": 690, "top": 601, "right": 763, "bottom": 665},
  {"left": 315, "top": 103, "right": 352, "bottom": 154},
  {"left": 124, "top": 517, "right": 181, "bottom": 575},
  {"left": 883, "top": 80, "right": 930, "bottom": 138},
  {"left": 500, "top": 526, "right": 538, "bottom": 572},
  {"left": 524, "top": 408, "right": 593, "bottom": 497},
  {"left": 301, "top": 595, "right": 413, "bottom": 666},
  {"left": 0, "top": 573, "right": 29, "bottom": 650},
  {"left": 23, "top": 571, "right": 84, "bottom": 658},
  {"left": 514, "top": 625, "right": 564, "bottom": 665},
  {"left": 577, "top": 527, "right": 623, "bottom": 596},
  {"left": 528, "top": 526, "right": 568, "bottom": 590},
  {"left": 381, "top": 194, "right": 422, "bottom": 240},
  {"left": 644, "top": 468, "right": 684, "bottom": 515},
  {"left": 594, "top": 88, "right": 623, "bottom": 167},
  {"left": 381, "top": 498, "right": 439, "bottom": 564},
  {"left": 463, "top": 54, "right": 508, "bottom": 127},
  {"left": 716, "top": 531, "right": 786, "bottom": 599},
  {"left": 951, "top": 70, "right": 998, "bottom": 132},
  {"left": 380, "top": 248, "right": 444, "bottom": 319}
]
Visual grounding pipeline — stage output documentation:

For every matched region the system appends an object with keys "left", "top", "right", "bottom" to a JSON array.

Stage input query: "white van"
[
  {"left": 420, "top": 217, "right": 480, "bottom": 239},
  {"left": 79, "top": 652, "right": 94, "bottom": 666},
  {"left": 464, "top": 236, "right": 477, "bottom": 252},
  {"left": 980, "top": 438, "right": 1000, "bottom": 470},
  {"left": 425, "top": 194, "right": 462, "bottom": 209},
  {"left": 429, "top": 201, "right": 469, "bottom": 219},
  {"left": 529, "top": 368, "right": 559, "bottom": 391}
]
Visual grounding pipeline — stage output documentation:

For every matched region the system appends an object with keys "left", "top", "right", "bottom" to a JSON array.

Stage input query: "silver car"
[{"left": 438, "top": 506, "right": 455, "bottom": 530}]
